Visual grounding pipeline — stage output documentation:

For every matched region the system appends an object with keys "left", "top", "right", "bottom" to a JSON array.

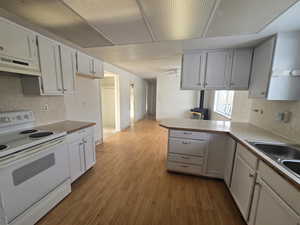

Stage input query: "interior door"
[
  {"left": 181, "top": 53, "right": 206, "bottom": 90},
  {"left": 205, "top": 50, "right": 233, "bottom": 89},
  {"left": 230, "top": 153, "right": 256, "bottom": 221},
  {"left": 60, "top": 45, "right": 76, "bottom": 94},
  {"left": 250, "top": 178, "right": 299, "bottom": 225},
  {"left": 249, "top": 37, "right": 275, "bottom": 98},
  {"left": 37, "top": 36, "right": 63, "bottom": 94}
]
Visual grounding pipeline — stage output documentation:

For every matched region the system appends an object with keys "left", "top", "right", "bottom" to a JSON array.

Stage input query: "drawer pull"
[
  {"left": 180, "top": 165, "right": 189, "bottom": 168},
  {"left": 183, "top": 132, "right": 192, "bottom": 135},
  {"left": 181, "top": 156, "right": 190, "bottom": 159},
  {"left": 182, "top": 141, "right": 191, "bottom": 144}
]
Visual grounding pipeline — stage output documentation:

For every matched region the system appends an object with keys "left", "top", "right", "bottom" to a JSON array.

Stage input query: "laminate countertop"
[
  {"left": 160, "top": 118, "right": 300, "bottom": 189},
  {"left": 37, "top": 120, "right": 96, "bottom": 134}
]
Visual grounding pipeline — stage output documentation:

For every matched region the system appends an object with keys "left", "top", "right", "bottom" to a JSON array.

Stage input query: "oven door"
[{"left": 0, "top": 137, "right": 69, "bottom": 224}]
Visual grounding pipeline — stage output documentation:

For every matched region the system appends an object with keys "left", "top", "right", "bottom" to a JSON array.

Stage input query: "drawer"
[
  {"left": 168, "top": 153, "right": 204, "bottom": 165},
  {"left": 169, "top": 137, "right": 208, "bottom": 156},
  {"left": 236, "top": 143, "right": 258, "bottom": 170},
  {"left": 258, "top": 161, "right": 300, "bottom": 215},
  {"left": 169, "top": 129, "right": 209, "bottom": 140},
  {"left": 167, "top": 162, "right": 203, "bottom": 175}
]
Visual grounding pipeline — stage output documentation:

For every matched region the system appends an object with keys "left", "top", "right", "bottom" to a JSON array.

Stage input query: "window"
[{"left": 214, "top": 90, "right": 235, "bottom": 118}]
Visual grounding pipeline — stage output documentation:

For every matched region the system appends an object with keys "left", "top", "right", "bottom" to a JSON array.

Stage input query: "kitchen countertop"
[
  {"left": 37, "top": 120, "right": 96, "bottom": 134},
  {"left": 160, "top": 118, "right": 300, "bottom": 189}
]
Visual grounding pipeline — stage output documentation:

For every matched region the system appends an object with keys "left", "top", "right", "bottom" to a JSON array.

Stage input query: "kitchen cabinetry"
[
  {"left": 77, "top": 52, "right": 104, "bottom": 78},
  {"left": 181, "top": 48, "right": 252, "bottom": 90},
  {"left": 37, "top": 36, "right": 63, "bottom": 95},
  {"left": 60, "top": 45, "right": 76, "bottom": 94},
  {"left": 180, "top": 53, "right": 206, "bottom": 89},
  {"left": 223, "top": 138, "right": 237, "bottom": 187},
  {"left": 230, "top": 144, "right": 258, "bottom": 221},
  {"left": 249, "top": 178, "right": 299, "bottom": 225},
  {"left": 67, "top": 126, "right": 96, "bottom": 183},
  {"left": 205, "top": 50, "right": 233, "bottom": 89},
  {"left": 0, "top": 18, "right": 40, "bottom": 76}
]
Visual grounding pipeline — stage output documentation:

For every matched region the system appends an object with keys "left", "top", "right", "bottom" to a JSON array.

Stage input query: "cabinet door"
[
  {"left": 205, "top": 50, "right": 233, "bottom": 89},
  {"left": 249, "top": 179, "right": 299, "bottom": 225},
  {"left": 77, "top": 52, "right": 94, "bottom": 76},
  {"left": 68, "top": 140, "right": 85, "bottom": 183},
  {"left": 93, "top": 58, "right": 104, "bottom": 78},
  {"left": 37, "top": 36, "right": 63, "bottom": 95},
  {"left": 230, "top": 153, "right": 256, "bottom": 220},
  {"left": 249, "top": 37, "right": 275, "bottom": 98},
  {"left": 181, "top": 53, "right": 206, "bottom": 90},
  {"left": 0, "top": 19, "right": 37, "bottom": 62},
  {"left": 60, "top": 45, "right": 76, "bottom": 94},
  {"left": 83, "top": 130, "right": 96, "bottom": 170},
  {"left": 230, "top": 48, "right": 253, "bottom": 90},
  {"left": 224, "top": 138, "right": 237, "bottom": 187}
]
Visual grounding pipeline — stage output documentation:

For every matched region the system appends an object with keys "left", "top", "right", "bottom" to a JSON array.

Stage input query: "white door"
[
  {"left": 68, "top": 139, "right": 85, "bottom": 183},
  {"left": 205, "top": 50, "right": 233, "bottom": 89},
  {"left": 181, "top": 53, "right": 206, "bottom": 90},
  {"left": 249, "top": 178, "right": 299, "bottom": 225},
  {"left": 93, "top": 58, "right": 104, "bottom": 78},
  {"left": 0, "top": 19, "right": 37, "bottom": 62},
  {"left": 37, "top": 36, "right": 63, "bottom": 95},
  {"left": 60, "top": 45, "right": 76, "bottom": 94},
  {"left": 230, "top": 48, "right": 253, "bottom": 90},
  {"left": 249, "top": 37, "right": 275, "bottom": 98},
  {"left": 230, "top": 153, "right": 256, "bottom": 220},
  {"left": 224, "top": 138, "right": 237, "bottom": 187},
  {"left": 77, "top": 52, "right": 93, "bottom": 76},
  {"left": 83, "top": 131, "right": 96, "bottom": 170}
]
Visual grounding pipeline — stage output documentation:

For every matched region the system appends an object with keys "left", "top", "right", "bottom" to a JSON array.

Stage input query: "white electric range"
[{"left": 0, "top": 111, "right": 71, "bottom": 225}]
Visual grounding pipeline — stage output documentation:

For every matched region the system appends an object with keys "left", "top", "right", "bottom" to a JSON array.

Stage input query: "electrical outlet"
[{"left": 41, "top": 104, "right": 49, "bottom": 111}]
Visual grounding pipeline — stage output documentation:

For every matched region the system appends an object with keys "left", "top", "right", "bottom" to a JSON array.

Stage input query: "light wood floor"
[{"left": 37, "top": 119, "right": 246, "bottom": 225}]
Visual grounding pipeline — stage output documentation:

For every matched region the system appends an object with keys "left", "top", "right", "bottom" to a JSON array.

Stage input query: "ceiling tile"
[
  {"left": 0, "top": 0, "right": 112, "bottom": 48},
  {"left": 137, "top": 0, "right": 217, "bottom": 41},
  {"left": 206, "top": 0, "right": 299, "bottom": 37},
  {"left": 63, "top": 0, "right": 153, "bottom": 45}
]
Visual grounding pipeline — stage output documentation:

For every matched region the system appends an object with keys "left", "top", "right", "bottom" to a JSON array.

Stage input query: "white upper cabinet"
[
  {"left": 181, "top": 53, "right": 206, "bottom": 90},
  {"left": 249, "top": 37, "right": 275, "bottom": 98},
  {"left": 77, "top": 51, "right": 94, "bottom": 76},
  {"left": 60, "top": 45, "right": 76, "bottom": 94},
  {"left": 230, "top": 48, "right": 253, "bottom": 90},
  {"left": 37, "top": 36, "right": 63, "bottom": 95},
  {"left": 0, "top": 18, "right": 40, "bottom": 75},
  {"left": 181, "top": 48, "right": 252, "bottom": 90},
  {"left": 205, "top": 50, "right": 233, "bottom": 89},
  {"left": 93, "top": 58, "right": 104, "bottom": 78}
]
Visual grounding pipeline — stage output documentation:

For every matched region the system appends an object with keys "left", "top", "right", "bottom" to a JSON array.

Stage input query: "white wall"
[
  {"left": 156, "top": 73, "right": 199, "bottom": 120},
  {"left": 104, "top": 63, "right": 147, "bottom": 130}
]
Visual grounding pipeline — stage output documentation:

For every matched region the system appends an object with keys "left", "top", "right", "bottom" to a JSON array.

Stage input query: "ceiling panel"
[
  {"left": 206, "top": 0, "right": 299, "bottom": 37},
  {"left": 0, "top": 0, "right": 112, "bottom": 48},
  {"left": 63, "top": 0, "right": 152, "bottom": 45},
  {"left": 138, "top": 0, "right": 217, "bottom": 41}
]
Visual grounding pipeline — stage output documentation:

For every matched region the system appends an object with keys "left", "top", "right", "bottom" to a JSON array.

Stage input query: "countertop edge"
[{"left": 160, "top": 122, "right": 300, "bottom": 190}]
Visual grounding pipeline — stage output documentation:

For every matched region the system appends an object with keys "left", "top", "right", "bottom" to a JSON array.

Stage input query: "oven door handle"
[{"left": 0, "top": 137, "right": 65, "bottom": 169}]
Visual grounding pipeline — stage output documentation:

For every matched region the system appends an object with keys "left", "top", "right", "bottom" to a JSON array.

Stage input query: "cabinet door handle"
[
  {"left": 230, "top": 82, "right": 235, "bottom": 86},
  {"left": 0, "top": 46, "right": 4, "bottom": 51},
  {"left": 249, "top": 173, "right": 255, "bottom": 178},
  {"left": 261, "top": 92, "right": 265, "bottom": 95}
]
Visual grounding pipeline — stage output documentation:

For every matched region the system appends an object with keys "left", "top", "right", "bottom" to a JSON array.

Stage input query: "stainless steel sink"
[{"left": 248, "top": 141, "right": 300, "bottom": 177}]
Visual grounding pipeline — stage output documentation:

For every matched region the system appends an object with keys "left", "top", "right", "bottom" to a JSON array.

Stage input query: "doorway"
[
  {"left": 100, "top": 73, "right": 120, "bottom": 139},
  {"left": 130, "top": 83, "right": 135, "bottom": 125}
]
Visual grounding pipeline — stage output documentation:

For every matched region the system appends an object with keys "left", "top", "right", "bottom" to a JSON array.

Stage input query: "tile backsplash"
[
  {"left": 249, "top": 99, "right": 300, "bottom": 143},
  {"left": 0, "top": 74, "right": 65, "bottom": 125}
]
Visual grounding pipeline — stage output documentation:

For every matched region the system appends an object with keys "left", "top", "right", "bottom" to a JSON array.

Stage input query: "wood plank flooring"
[{"left": 37, "top": 119, "right": 246, "bottom": 225}]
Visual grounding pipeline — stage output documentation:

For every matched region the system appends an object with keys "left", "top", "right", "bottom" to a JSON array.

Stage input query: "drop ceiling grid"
[
  {"left": 137, "top": 0, "right": 217, "bottom": 41},
  {"left": 62, "top": 0, "right": 153, "bottom": 45}
]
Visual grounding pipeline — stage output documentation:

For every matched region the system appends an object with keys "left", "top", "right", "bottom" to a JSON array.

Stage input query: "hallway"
[{"left": 37, "top": 119, "right": 245, "bottom": 225}]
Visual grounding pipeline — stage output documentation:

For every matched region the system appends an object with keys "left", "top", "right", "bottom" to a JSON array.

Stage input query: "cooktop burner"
[
  {"left": 20, "top": 129, "right": 38, "bottom": 134},
  {"left": 29, "top": 132, "right": 54, "bottom": 139},
  {"left": 0, "top": 145, "right": 8, "bottom": 151}
]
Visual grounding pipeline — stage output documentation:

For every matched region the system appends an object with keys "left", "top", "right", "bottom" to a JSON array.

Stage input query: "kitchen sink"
[
  {"left": 248, "top": 141, "right": 300, "bottom": 177},
  {"left": 282, "top": 160, "right": 300, "bottom": 176}
]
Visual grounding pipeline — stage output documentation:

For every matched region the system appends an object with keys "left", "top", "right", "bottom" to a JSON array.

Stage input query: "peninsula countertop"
[{"left": 160, "top": 118, "right": 300, "bottom": 189}]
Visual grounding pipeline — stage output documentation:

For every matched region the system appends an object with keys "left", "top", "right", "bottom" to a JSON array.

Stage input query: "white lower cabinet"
[
  {"left": 67, "top": 126, "right": 96, "bottom": 183},
  {"left": 249, "top": 178, "right": 299, "bottom": 225},
  {"left": 224, "top": 137, "right": 237, "bottom": 187}
]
